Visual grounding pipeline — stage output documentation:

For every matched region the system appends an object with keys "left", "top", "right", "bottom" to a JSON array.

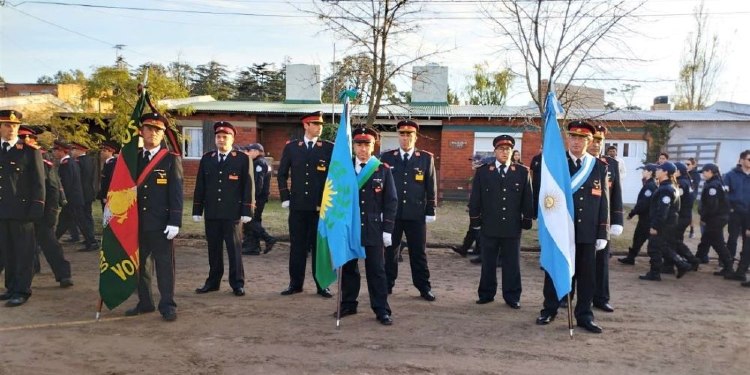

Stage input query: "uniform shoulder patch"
[
  {"left": 644, "top": 190, "right": 652, "bottom": 197},
  {"left": 513, "top": 163, "right": 529, "bottom": 170},
  {"left": 255, "top": 165, "right": 263, "bottom": 172},
  {"left": 419, "top": 150, "right": 434, "bottom": 156},
  {"left": 597, "top": 157, "right": 609, "bottom": 166},
  {"left": 382, "top": 162, "right": 391, "bottom": 168},
  {"left": 661, "top": 196, "right": 671, "bottom": 204},
  {"left": 203, "top": 151, "right": 214, "bottom": 157},
  {"left": 708, "top": 188, "right": 717, "bottom": 196}
]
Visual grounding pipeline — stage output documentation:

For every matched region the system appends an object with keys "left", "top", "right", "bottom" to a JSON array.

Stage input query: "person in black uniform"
[
  {"left": 241, "top": 143, "right": 277, "bottom": 255},
  {"left": 70, "top": 141, "right": 98, "bottom": 251},
  {"left": 53, "top": 141, "right": 88, "bottom": 250},
  {"left": 587, "top": 125, "right": 623, "bottom": 313},
  {"left": 124, "top": 113, "right": 183, "bottom": 321},
  {"left": 618, "top": 164, "right": 658, "bottom": 265},
  {"left": 536, "top": 121, "right": 609, "bottom": 334},
  {"left": 668, "top": 162, "right": 701, "bottom": 270},
  {"left": 19, "top": 126, "right": 73, "bottom": 288},
  {"left": 530, "top": 148, "right": 542, "bottom": 218},
  {"left": 451, "top": 156, "right": 485, "bottom": 258},
  {"left": 193, "top": 121, "right": 254, "bottom": 297},
  {"left": 380, "top": 120, "right": 438, "bottom": 301},
  {"left": 277, "top": 111, "right": 334, "bottom": 298},
  {"left": 694, "top": 163, "right": 735, "bottom": 277},
  {"left": 638, "top": 162, "right": 693, "bottom": 281},
  {"left": 470, "top": 135, "right": 533, "bottom": 309},
  {"left": 686, "top": 157, "right": 701, "bottom": 239},
  {"left": 97, "top": 140, "right": 119, "bottom": 211},
  {"left": 337, "top": 127, "right": 398, "bottom": 325},
  {"left": 0, "top": 110, "right": 46, "bottom": 307}
]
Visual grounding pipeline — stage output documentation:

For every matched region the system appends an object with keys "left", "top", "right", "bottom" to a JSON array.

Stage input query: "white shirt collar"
[
  {"left": 399, "top": 148, "right": 414, "bottom": 158},
  {"left": 355, "top": 156, "right": 373, "bottom": 173},
  {"left": 568, "top": 150, "right": 583, "bottom": 163},
  {"left": 1, "top": 137, "right": 19, "bottom": 147},
  {"left": 144, "top": 145, "right": 161, "bottom": 157},
  {"left": 60, "top": 155, "right": 70, "bottom": 162},
  {"left": 303, "top": 136, "right": 318, "bottom": 145},
  {"left": 495, "top": 159, "right": 511, "bottom": 170}
]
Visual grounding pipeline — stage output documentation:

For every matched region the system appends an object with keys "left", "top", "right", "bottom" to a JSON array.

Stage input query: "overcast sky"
[{"left": 1, "top": 0, "right": 748, "bottom": 109}]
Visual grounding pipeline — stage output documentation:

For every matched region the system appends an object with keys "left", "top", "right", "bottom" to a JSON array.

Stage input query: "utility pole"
[{"left": 114, "top": 44, "right": 127, "bottom": 69}]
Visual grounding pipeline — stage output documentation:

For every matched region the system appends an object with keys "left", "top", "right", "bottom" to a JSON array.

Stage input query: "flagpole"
[
  {"left": 567, "top": 294, "right": 574, "bottom": 339},
  {"left": 335, "top": 267, "right": 343, "bottom": 329}
]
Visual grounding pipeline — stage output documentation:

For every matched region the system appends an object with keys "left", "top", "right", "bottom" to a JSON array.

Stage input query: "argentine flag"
[{"left": 538, "top": 92, "right": 577, "bottom": 300}]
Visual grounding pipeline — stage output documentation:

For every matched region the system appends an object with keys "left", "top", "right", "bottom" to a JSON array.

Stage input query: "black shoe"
[
  {"left": 505, "top": 301, "right": 520, "bottom": 309},
  {"left": 466, "top": 249, "right": 480, "bottom": 256},
  {"left": 676, "top": 263, "right": 691, "bottom": 279},
  {"left": 6, "top": 296, "right": 28, "bottom": 307},
  {"left": 280, "top": 286, "right": 303, "bottom": 296},
  {"left": 725, "top": 272, "right": 747, "bottom": 281},
  {"left": 475, "top": 298, "right": 494, "bottom": 305},
  {"left": 536, "top": 312, "right": 556, "bottom": 325},
  {"left": 593, "top": 302, "right": 614, "bottom": 312},
  {"left": 264, "top": 238, "right": 278, "bottom": 254},
  {"left": 470, "top": 257, "right": 482, "bottom": 264},
  {"left": 318, "top": 288, "right": 333, "bottom": 298},
  {"left": 690, "top": 262, "right": 700, "bottom": 271},
  {"left": 660, "top": 266, "right": 675, "bottom": 274},
  {"left": 59, "top": 279, "right": 74, "bottom": 288},
  {"left": 195, "top": 285, "right": 219, "bottom": 294},
  {"left": 420, "top": 290, "right": 436, "bottom": 302},
  {"left": 233, "top": 288, "right": 245, "bottom": 296},
  {"left": 741, "top": 281, "right": 750, "bottom": 287},
  {"left": 333, "top": 308, "right": 357, "bottom": 318},
  {"left": 63, "top": 237, "right": 80, "bottom": 243},
  {"left": 125, "top": 306, "right": 155, "bottom": 316},
  {"left": 699, "top": 256, "right": 709, "bottom": 264},
  {"left": 162, "top": 312, "right": 177, "bottom": 322},
  {"left": 639, "top": 272, "right": 661, "bottom": 281},
  {"left": 241, "top": 249, "right": 260, "bottom": 255},
  {"left": 78, "top": 244, "right": 99, "bottom": 252},
  {"left": 577, "top": 320, "right": 603, "bottom": 334},
  {"left": 377, "top": 314, "right": 393, "bottom": 325},
  {"left": 713, "top": 268, "right": 732, "bottom": 276},
  {"left": 0, "top": 292, "right": 12, "bottom": 301},
  {"left": 617, "top": 257, "right": 635, "bottom": 265},
  {"left": 450, "top": 246, "right": 468, "bottom": 257}
]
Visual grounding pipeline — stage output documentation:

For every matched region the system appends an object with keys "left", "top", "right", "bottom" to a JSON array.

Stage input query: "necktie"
[
  {"left": 219, "top": 153, "right": 225, "bottom": 163},
  {"left": 576, "top": 159, "right": 582, "bottom": 170},
  {"left": 499, "top": 164, "right": 506, "bottom": 176},
  {"left": 143, "top": 150, "right": 151, "bottom": 163},
  {"left": 1, "top": 141, "right": 8, "bottom": 154},
  {"left": 403, "top": 152, "right": 409, "bottom": 164},
  {"left": 307, "top": 141, "right": 313, "bottom": 150},
  {"left": 359, "top": 162, "right": 366, "bottom": 174}
]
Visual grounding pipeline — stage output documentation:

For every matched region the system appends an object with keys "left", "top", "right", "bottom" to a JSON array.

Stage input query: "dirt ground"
[{"left": 1, "top": 236, "right": 748, "bottom": 375}]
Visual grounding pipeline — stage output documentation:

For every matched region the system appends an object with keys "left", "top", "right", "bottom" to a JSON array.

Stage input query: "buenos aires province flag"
[{"left": 538, "top": 92, "right": 576, "bottom": 300}]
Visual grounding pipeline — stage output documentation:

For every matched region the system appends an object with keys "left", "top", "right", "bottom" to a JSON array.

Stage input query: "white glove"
[
  {"left": 281, "top": 200, "right": 290, "bottom": 209},
  {"left": 164, "top": 225, "right": 180, "bottom": 240},
  {"left": 595, "top": 239, "right": 608, "bottom": 251},
  {"left": 425, "top": 215, "right": 436, "bottom": 224},
  {"left": 241, "top": 216, "right": 252, "bottom": 223},
  {"left": 609, "top": 224, "right": 623, "bottom": 237},
  {"left": 383, "top": 232, "right": 392, "bottom": 247},
  {"left": 192, "top": 215, "right": 203, "bottom": 222}
]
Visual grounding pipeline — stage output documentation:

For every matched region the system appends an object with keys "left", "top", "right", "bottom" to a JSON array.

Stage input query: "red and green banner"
[{"left": 98, "top": 88, "right": 148, "bottom": 310}]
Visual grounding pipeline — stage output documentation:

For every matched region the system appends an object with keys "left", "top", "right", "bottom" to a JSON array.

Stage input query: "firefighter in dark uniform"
[
  {"left": 241, "top": 143, "right": 277, "bottom": 255},
  {"left": 379, "top": 120, "right": 438, "bottom": 301},
  {"left": 588, "top": 125, "right": 623, "bottom": 313},
  {"left": 70, "top": 141, "right": 98, "bottom": 251},
  {"left": 666, "top": 162, "right": 701, "bottom": 271},
  {"left": 53, "top": 141, "right": 87, "bottom": 248},
  {"left": 470, "top": 135, "right": 533, "bottom": 309},
  {"left": 277, "top": 111, "right": 335, "bottom": 298},
  {"left": 193, "top": 121, "right": 254, "bottom": 297},
  {"left": 695, "top": 163, "right": 735, "bottom": 276},
  {"left": 638, "top": 162, "right": 694, "bottom": 281},
  {"left": 536, "top": 121, "right": 609, "bottom": 334},
  {"left": 337, "top": 127, "right": 398, "bottom": 326},
  {"left": 20, "top": 126, "right": 73, "bottom": 288},
  {"left": 0, "top": 110, "right": 46, "bottom": 307},
  {"left": 97, "top": 140, "right": 119, "bottom": 211},
  {"left": 619, "top": 164, "right": 658, "bottom": 264},
  {"left": 124, "top": 113, "right": 183, "bottom": 321}
]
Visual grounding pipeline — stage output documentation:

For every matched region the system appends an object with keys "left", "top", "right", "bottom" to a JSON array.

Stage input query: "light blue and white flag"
[{"left": 538, "top": 91, "right": 577, "bottom": 300}]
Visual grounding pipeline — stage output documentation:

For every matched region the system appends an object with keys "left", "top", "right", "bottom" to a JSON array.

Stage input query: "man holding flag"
[
  {"left": 536, "top": 100, "right": 610, "bottom": 334},
  {"left": 335, "top": 127, "right": 398, "bottom": 326}
]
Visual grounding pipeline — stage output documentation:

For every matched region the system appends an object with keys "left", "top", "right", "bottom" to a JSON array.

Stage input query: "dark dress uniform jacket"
[
  {"left": 253, "top": 156, "right": 271, "bottom": 203},
  {"left": 602, "top": 156, "right": 624, "bottom": 226},
  {"left": 0, "top": 142, "right": 45, "bottom": 220},
  {"left": 43, "top": 159, "right": 65, "bottom": 228},
  {"left": 649, "top": 181, "right": 680, "bottom": 231},
  {"left": 469, "top": 162, "right": 533, "bottom": 238},
  {"left": 138, "top": 150, "right": 183, "bottom": 229},
  {"left": 359, "top": 163, "right": 398, "bottom": 247},
  {"left": 569, "top": 153, "right": 610, "bottom": 243},
  {"left": 530, "top": 153, "right": 542, "bottom": 218},
  {"left": 379, "top": 149, "right": 437, "bottom": 221},
  {"left": 97, "top": 157, "right": 116, "bottom": 201},
  {"left": 629, "top": 179, "right": 657, "bottom": 219},
  {"left": 58, "top": 157, "right": 84, "bottom": 207},
  {"left": 677, "top": 175, "right": 695, "bottom": 220},
  {"left": 193, "top": 151, "right": 253, "bottom": 220},
  {"left": 77, "top": 153, "right": 96, "bottom": 202},
  {"left": 277, "top": 139, "right": 333, "bottom": 211},
  {"left": 699, "top": 177, "right": 730, "bottom": 225}
]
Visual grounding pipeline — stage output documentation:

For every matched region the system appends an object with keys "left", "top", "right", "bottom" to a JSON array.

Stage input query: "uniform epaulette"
[
  {"left": 203, "top": 151, "right": 214, "bottom": 157},
  {"left": 382, "top": 162, "right": 391, "bottom": 168},
  {"left": 416, "top": 150, "right": 433, "bottom": 157},
  {"left": 285, "top": 140, "right": 293, "bottom": 145},
  {"left": 512, "top": 162, "right": 529, "bottom": 170},
  {"left": 598, "top": 156, "right": 609, "bottom": 165},
  {"left": 43, "top": 159, "right": 53, "bottom": 167},
  {"left": 61, "top": 159, "right": 69, "bottom": 164},
  {"left": 28, "top": 143, "right": 41, "bottom": 150},
  {"left": 385, "top": 149, "right": 399, "bottom": 156}
]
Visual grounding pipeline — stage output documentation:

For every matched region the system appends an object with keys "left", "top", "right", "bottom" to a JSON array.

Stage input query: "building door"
[{"left": 605, "top": 140, "right": 647, "bottom": 205}]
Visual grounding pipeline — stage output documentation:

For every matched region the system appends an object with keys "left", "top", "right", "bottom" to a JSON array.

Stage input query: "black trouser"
[
  {"left": 340, "top": 245, "right": 390, "bottom": 317},
  {"left": 135, "top": 229, "right": 176, "bottom": 315},
  {"left": 56, "top": 204, "right": 95, "bottom": 246},
  {"left": 78, "top": 200, "right": 97, "bottom": 246},
  {"left": 288, "top": 210, "right": 324, "bottom": 292},
  {"left": 627, "top": 215, "right": 650, "bottom": 258},
  {"left": 668, "top": 217, "right": 700, "bottom": 265},
  {"left": 204, "top": 219, "right": 244, "bottom": 290},
  {"left": 34, "top": 220, "right": 71, "bottom": 282},
  {"left": 594, "top": 245, "right": 610, "bottom": 305},
  {"left": 385, "top": 219, "right": 430, "bottom": 293},
  {"left": 478, "top": 236, "right": 520, "bottom": 304},
  {"left": 695, "top": 219, "right": 733, "bottom": 269},
  {"left": 0, "top": 219, "right": 36, "bottom": 299},
  {"left": 647, "top": 228, "right": 687, "bottom": 272},
  {"left": 727, "top": 211, "right": 745, "bottom": 259},
  {"left": 243, "top": 201, "right": 273, "bottom": 251},
  {"left": 460, "top": 225, "right": 481, "bottom": 252},
  {"left": 541, "top": 243, "right": 595, "bottom": 323}
]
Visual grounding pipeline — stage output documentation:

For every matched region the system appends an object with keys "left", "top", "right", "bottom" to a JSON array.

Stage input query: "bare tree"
[
  {"left": 674, "top": 1, "right": 721, "bottom": 110},
  {"left": 481, "top": 0, "right": 646, "bottom": 117},
  {"left": 305, "top": 0, "right": 444, "bottom": 126}
]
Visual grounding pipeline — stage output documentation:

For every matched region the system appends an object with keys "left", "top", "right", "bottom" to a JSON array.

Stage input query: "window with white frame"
[
  {"left": 473, "top": 132, "right": 522, "bottom": 160},
  {"left": 182, "top": 127, "right": 203, "bottom": 159}
]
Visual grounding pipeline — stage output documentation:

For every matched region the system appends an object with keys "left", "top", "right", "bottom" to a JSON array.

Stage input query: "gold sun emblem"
[
  {"left": 319, "top": 179, "right": 337, "bottom": 220},
  {"left": 543, "top": 192, "right": 561, "bottom": 211},
  {"left": 104, "top": 187, "right": 137, "bottom": 226}
]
